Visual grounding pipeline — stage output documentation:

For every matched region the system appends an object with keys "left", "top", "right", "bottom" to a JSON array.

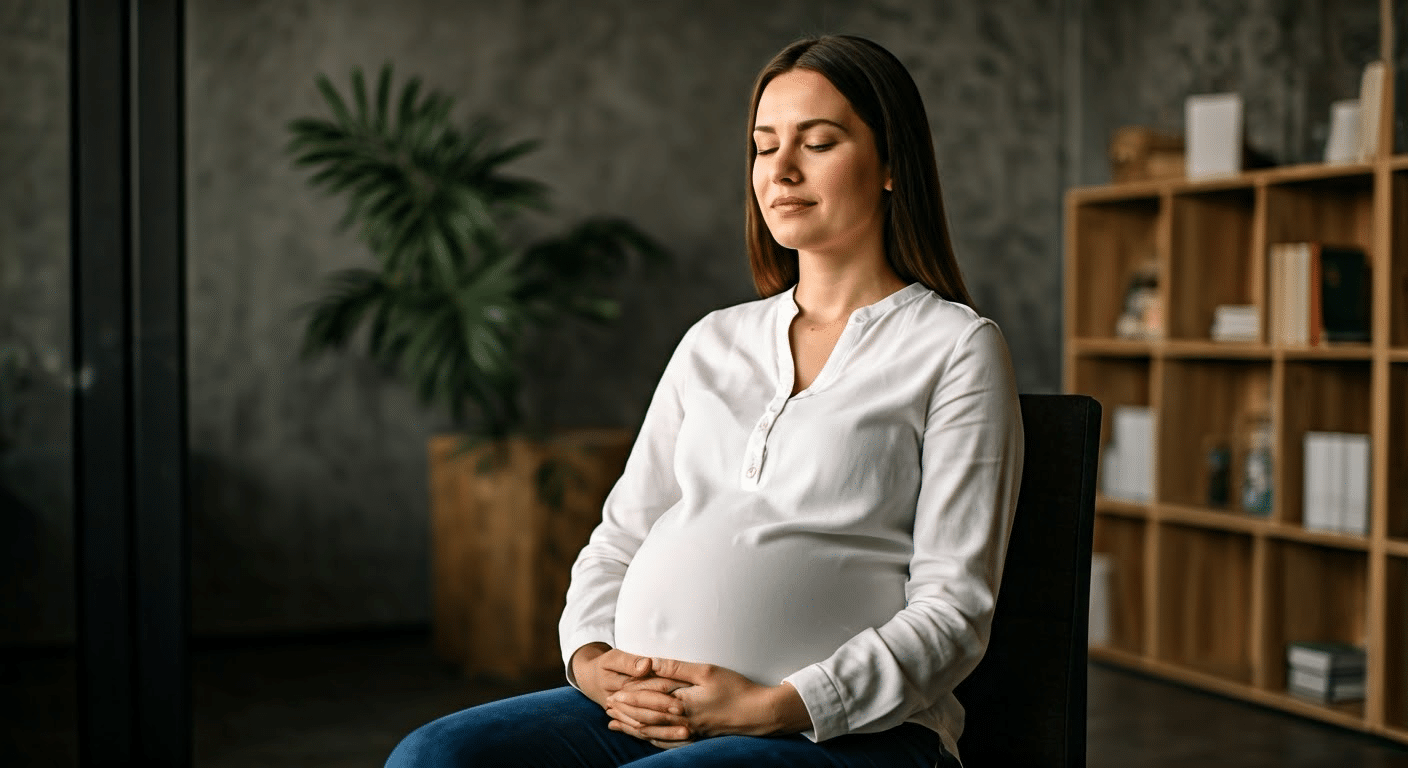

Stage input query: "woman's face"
[{"left": 752, "top": 69, "right": 890, "bottom": 260}]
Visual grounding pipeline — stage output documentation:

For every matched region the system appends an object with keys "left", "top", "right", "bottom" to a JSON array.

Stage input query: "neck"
[{"left": 793, "top": 247, "right": 907, "bottom": 323}]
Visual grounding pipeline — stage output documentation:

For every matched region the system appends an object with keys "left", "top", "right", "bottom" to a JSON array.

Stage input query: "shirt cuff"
[
  {"left": 781, "top": 663, "right": 847, "bottom": 742},
  {"left": 561, "top": 626, "right": 616, "bottom": 688}
]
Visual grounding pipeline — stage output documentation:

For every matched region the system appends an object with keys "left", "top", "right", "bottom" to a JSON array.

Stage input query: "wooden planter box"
[{"left": 428, "top": 429, "right": 630, "bottom": 679}]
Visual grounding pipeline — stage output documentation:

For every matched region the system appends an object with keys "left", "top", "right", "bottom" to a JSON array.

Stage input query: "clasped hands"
[{"left": 570, "top": 643, "right": 811, "bottom": 749}]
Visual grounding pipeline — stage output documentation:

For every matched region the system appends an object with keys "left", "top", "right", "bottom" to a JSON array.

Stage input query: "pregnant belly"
[{"left": 613, "top": 518, "right": 907, "bottom": 685}]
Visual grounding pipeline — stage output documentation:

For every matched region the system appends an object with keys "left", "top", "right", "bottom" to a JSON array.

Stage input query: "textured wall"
[
  {"left": 0, "top": 0, "right": 72, "bottom": 645},
  {"left": 182, "top": 0, "right": 1065, "bottom": 634},
  {"left": 1076, "top": 0, "right": 1383, "bottom": 186}
]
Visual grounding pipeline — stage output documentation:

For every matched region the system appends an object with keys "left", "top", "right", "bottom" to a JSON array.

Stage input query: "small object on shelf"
[
  {"left": 1286, "top": 640, "right": 1366, "bottom": 703},
  {"left": 1323, "top": 99, "right": 1361, "bottom": 165},
  {"left": 1239, "top": 410, "right": 1273, "bottom": 516},
  {"left": 1204, "top": 438, "right": 1231, "bottom": 508},
  {"left": 1210, "top": 304, "right": 1259, "bottom": 342},
  {"left": 1114, "top": 257, "right": 1162, "bottom": 340},
  {"left": 1103, "top": 406, "right": 1155, "bottom": 502},
  {"left": 1109, "top": 126, "right": 1185, "bottom": 183},
  {"left": 1185, "top": 92, "right": 1242, "bottom": 179},
  {"left": 1089, "top": 553, "right": 1113, "bottom": 646}
]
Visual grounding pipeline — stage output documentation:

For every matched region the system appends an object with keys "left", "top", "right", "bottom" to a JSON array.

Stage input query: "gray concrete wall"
[{"left": 4, "top": 0, "right": 1390, "bottom": 640}]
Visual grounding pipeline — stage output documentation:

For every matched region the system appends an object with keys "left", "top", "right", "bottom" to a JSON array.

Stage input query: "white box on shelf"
[
  {"left": 1324, "top": 99, "right": 1361, "bottom": 164},
  {"left": 1186, "top": 93, "right": 1243, "bottom": 179}
]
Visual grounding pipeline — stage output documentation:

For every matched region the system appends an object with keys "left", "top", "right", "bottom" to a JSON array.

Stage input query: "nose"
[{"left": 769, "top": 143, "right": 800, "bottom": 185}]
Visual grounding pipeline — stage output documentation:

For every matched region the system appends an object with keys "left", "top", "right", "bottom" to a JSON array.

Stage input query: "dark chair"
[{"left": 954, "top": 394, "right": 1101, "bottom": 768}]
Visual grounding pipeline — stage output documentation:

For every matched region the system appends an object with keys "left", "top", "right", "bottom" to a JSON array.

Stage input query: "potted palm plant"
[{"left": 289, "top": 66, "right": 666, "bottom": 678}]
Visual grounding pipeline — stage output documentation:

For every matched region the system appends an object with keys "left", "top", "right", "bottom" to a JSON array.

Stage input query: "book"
[
  {"left": 1287, "top": 641, "right": 1366, "bottom": 676},
  {"left": 1324, "top": 99, "right": 1361, "bottom": 164},
  {"left": 1319, "top": 246, "right": 1371, "bottom": 342},
  {"left": 1342, "top": 434, "right": 1370, "bottom": 535},
  {"left": 1288, "top": 666, "right": 1365, "bottom": 703}
]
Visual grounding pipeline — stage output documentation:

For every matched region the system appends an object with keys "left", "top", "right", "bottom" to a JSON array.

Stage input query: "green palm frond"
[{"left": 289, "top": 64, "right": 668, "bottom": 437}]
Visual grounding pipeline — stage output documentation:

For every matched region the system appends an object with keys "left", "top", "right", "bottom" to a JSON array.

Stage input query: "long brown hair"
[{"left": 744, "top": 35, "right": 974, "bottom": 308}]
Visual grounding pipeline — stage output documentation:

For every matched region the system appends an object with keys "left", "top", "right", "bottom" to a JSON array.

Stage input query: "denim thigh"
[{"left": 385, "top": 685, "right": 959, "bottom": 768}]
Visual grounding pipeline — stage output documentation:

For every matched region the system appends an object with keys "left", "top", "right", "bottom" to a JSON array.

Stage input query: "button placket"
[{"left": 742, "top": 395, "right": 786, "bottom": 487}]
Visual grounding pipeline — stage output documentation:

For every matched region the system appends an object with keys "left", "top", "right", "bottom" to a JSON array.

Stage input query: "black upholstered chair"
[{"left": 954, "top": 394, "right": 1101, "bottom": 768}]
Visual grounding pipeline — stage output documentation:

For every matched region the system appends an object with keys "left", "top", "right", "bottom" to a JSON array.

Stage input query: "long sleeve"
[
  {"left": 558, "top": 321, "right": 701, "bottom": 681},
  {"left": 781, "top": 319, "right": 1024, "bottom": 744}
]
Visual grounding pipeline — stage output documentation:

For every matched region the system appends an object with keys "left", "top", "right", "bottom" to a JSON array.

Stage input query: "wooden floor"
[{"left": 5, "top": 630, "right": 1408, "bottom": 767}]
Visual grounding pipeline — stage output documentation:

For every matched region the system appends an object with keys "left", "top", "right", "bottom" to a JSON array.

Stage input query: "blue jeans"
[{"left": 385, "top": 686, "right": 960, "bottom": 767}]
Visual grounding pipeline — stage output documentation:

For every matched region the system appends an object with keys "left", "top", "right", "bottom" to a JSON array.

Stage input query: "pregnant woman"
[{"left": 387, "top": 34, "right": 1023, "bottom": 768}]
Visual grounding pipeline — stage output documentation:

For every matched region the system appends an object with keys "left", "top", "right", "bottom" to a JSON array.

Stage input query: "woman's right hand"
[{"left": 570, "top": 643, "right": 665, "bottom": 709}]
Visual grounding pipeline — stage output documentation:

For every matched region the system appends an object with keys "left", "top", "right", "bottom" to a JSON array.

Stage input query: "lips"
[{"left": 771, "top": 197, "right": 816, "bottom": 211}]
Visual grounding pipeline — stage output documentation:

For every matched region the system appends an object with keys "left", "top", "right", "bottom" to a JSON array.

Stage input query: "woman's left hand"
[{"left": 604, "top": 657, "right": 811, "bottom": 748}]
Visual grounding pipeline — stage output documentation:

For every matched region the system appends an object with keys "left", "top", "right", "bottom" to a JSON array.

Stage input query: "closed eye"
[
  {"left": 806, "top": 143, "right": 836, "bottom": 151},
  {"left": 756, "top": 147, "right": 778, "bottom": 156}
]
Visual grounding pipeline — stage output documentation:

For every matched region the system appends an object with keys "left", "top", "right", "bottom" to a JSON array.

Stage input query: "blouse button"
[{"left": 746, "top": 467, "right": 757, "bottom": 478}]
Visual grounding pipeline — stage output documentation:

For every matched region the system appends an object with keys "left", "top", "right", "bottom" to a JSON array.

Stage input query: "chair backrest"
[{"left": 954, "top": 394, "right": 1100, "bottom": 768}]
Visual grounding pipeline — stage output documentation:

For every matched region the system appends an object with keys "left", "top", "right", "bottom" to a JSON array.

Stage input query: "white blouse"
[{"left": 558, "top": 282, "right": 1024, "bottom": 758}]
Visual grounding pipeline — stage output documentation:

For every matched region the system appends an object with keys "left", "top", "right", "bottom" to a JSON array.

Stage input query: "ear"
[{"left": 883, "top": 170, "right": 893, "bottom": 192}]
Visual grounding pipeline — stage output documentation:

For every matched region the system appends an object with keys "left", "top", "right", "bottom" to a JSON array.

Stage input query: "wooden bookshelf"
[{"left": 1066, "top": 2, "right": 1407, "bottom": 742}]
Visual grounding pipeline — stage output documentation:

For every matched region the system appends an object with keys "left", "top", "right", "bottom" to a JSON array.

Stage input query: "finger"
[
  {"left": 600, "top": 651, "right": 651, "bottom": 678},
  {"left": 618, "top": 676, "right": 689, "bottom": 695},
  {"left": 607, "top": 698, "right": 686, "bottom": 728},
  {"left": 648, "top": 657, "right": 709, "bottom": 685},
  {"left": 605, "top": 707, "right": 644, "bottom": 729},
  {"left": 649, "top": 738, "right": 694, "bottom": 750},
  {"left": 610, "top": 689, "right": 686, "bottom": 715},
  {"left": 634, "top": 722, "right": 693, "bottom": 743}
]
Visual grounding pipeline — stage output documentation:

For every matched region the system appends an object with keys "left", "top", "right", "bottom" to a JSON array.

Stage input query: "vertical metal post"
[
  {"left": 72, "top": 1, "right": 189, "bottom": 764},
  {"left": 133, "top": 1, "right": 191, "bottom": 763}
]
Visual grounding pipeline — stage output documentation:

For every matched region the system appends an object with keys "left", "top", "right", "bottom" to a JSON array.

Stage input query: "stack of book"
[
  {"left": 1286, "top": 641, "right": 1366, "bottom": 703},
  {"left": 1302, "top": 432, "right": 1371, "bottom": 535},
  {"left": 1210, "top": 304, "right": 1259, "bottom": 341},
  {"left": 1268, "top": 242, "right": 1370, "bottom": 346},
  {"left": 1100, "top": 406, "right": 1154, "bottom": 502}
]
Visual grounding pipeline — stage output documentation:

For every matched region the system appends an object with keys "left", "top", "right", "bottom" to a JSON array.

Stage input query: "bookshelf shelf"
[
  {"left": 1158, "top": 503, "right": 1265, "bottom": 534},
  {"left": 1162, "top": 340, "right": 1273, "bottom": 359},
  {"left": 1096, "top": 495, "right": 1149, "bottom": 518},
  {"left": 1064, "top": 17, "right": 1401, "bottom": 737},
  {"left": 1263, "top": 524, "right": 1371, "bottom": 552}
]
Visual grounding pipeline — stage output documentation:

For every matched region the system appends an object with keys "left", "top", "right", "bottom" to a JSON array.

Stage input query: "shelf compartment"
[
  {"left": 1388, "top": 557, "right": 1408, "bottom": 731},
  {"left": 1264, "top": 173, "right": 1375, "bottom": 254},
  {"left": 1260, "top": 540, "right": 1368, "bottom": 711},
  {"left": 1168, "top": 188, "right": 1257, "bottom": 341},
  {"left": 1155, "top": 524, "right": 1254, "bottom": 683},
  {"left": 1389, "top": 365, "right": 1408, "bottom": 541},
  {"left": 1069, "top": 197, "right": 1162, "bottom": 340},
  {"left": 1159, "top": 359, "right": 1272, "bottom": 511},
  {"left": 1092, "top": 513, "right": 1147, "bottom": 656},
  {"left": 1279, "top": 361, "right": 1373, "bottom": 529}
]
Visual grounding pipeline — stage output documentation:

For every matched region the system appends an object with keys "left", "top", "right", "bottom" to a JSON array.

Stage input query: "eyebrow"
[{"left": 752, "top": 118, "right": 850, "bottom": 135}]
